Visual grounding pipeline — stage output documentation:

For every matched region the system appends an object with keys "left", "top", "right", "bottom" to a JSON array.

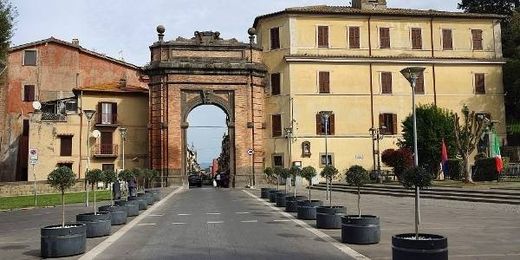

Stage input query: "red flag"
[{"left": 441, "top": 139, "right": 448, "bottom": 174}]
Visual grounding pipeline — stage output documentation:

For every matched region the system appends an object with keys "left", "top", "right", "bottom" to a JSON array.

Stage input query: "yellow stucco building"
[
  {"left": 254, "top": 0, "right": 506, "bottom": 178},
  {"left": 27, "top": 81, "right": 149, "bottom": 181}
]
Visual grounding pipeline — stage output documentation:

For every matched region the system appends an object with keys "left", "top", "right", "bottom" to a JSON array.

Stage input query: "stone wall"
[{"left": 0, "top": 180, "right": 86, "bottom": 197}]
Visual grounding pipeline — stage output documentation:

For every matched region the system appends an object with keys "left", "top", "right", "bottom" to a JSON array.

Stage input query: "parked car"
[{"left": 188, "top": 174, "right": 202, "bottom": 187}]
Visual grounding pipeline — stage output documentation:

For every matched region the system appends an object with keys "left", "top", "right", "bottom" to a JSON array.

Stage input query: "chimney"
[
  {"left": 118, "top": 78, "right": 127, "bottom": 89},
  {"left": 72, "top": 38, "right": 80, "bottom": 46},
  {"left": 352, "top": 0, "right": 387, "bottom": 9}
]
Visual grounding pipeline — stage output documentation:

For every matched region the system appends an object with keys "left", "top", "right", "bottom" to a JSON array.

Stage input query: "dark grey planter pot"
[
  {"left": 275, "top": 192, "right": 288, "bottom": 207},
  {"left": 261, "top": 188, "right": 275, "bottom": 198},
  {"left": 128, "top": 196, "right": 147, "bottom": 210},
  {"left": 41, "top": 223, "right": 86, "bottom": 258},
  {"left": 98, "top": 205, "right": 128, "bottom": 225},
  {"left": 76, "top": 212, "right": 111, "bottom": 238},
  {"left": 142, "top": 193, "right": 154, "bottom": 205},
  {"left": 392, "top": 233, "right": 448, "bottom": 260},
  {"left": 146, "top": 189, "right": 160, "bottom": 202},
  {"left": 285, "top": 196, "right": 307, "bottom": 212},
  {"left": 269, "top": 190, "right": 280, "bottom": 203},
  {"left": 316, "top": 206, "right": 346, "bottom": 229},
  {"left": 341, "top": 215, "right": 380, "bottom": 244},
  {"left": 296, "top": 200, "right": 323, "bottom": 220},
  {"left": 115, "top": 200, "right": 140, "bottom": 217}
]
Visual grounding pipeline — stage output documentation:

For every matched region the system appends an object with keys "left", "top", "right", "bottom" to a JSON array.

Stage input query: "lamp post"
[
  {"left": 119, "top": 127, "right": 127, "bottom": 170},
  {"left": 83, "top": 109, "right": 96, "bottom": 207},
  {"left": 369, "top": 126, "right": 386, "bottom": 183},
  {"left": 400, "top": 66, "right": 425, "bottom": 239},
  {"left": 320, "top": 111, "right": 332, "bottom": 201},
  {"left": 284, "top": 127, "right": 293, "bottom": 192}
]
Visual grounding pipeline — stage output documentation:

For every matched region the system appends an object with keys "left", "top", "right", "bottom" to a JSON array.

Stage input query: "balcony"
[
  {"left": 41, "top": 112, "right": 67, "bottom": 122},
  {"left": 92, "top": 144, "right": 119, "bottom": 158},
  {"left": 96, "top": 113, "right": 118, "bottom": 127}
]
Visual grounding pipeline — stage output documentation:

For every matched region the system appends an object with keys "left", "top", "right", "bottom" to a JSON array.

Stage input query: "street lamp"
[
  {"left": 400, "top": 66, "right": 425, "bottom": 239},
  {"left": 369, "top": 126, "right": 386, "bottom": 183},
  {"left": 83, "top": 109, "right": 96, "bottom": 207},
  {"left": 284, "top": 127, "right": 293, "bottom": 191},
  {"left": 320, "top": 111, "right": 332, "bottom": 201},
  {"left": 119, "top": 127, "right": 127, "bottom": 171}
]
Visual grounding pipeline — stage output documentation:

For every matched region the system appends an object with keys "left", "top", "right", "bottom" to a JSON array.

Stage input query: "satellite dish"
[
  {"left": 92, "top": 130, "right": 101, "bottom": 138},
  {"left": 32, "top": 101, "right": 41, "bottom": 110}
]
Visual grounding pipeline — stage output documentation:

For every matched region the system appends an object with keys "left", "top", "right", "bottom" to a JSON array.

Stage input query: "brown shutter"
[
  {"left": 272, "top": 114, "right": 281, "bottom": 137},
  {"left": 329, "top": 114, "right": 335, "bottom": 135},
  {"left": 112, "top": 103, "right": 118, "bottom": 124},
  {"left": 318, "top": 26, "right": 329, "bottom": 48},
  {"left": 270, "top": 27, "right": 280, "bottom": 50},
  {"left": 475, "top": 73, "right": 485, "bottom": 94},
  {"left": 316, "top": 113, "right": 322, "bottom": 135},
  {"left": 24, "top": 85, "right": 35, "bottom": 102},
  {"left": 60, "top": 136, "right": 72, "bottom": 156},
  {"left": 392, "top": 114, "right": 398, "bottom": 134},
  {"left": 415, "top": 72, "right": 425, "bottom": 94},
  {"left": 472, "top": 29, "right": 483, "bottom": 50},
  {"left": 96, "top": 103, "right": 102, "bottom": 124},
  {"left": 442, "top": 29, "right": 453, "bottom": 50},
  {"left": 271, "top": 73, "right": 280, "bottom": 95},
  {"left": 381, "top": 72, "right": 392, "bottom": 94},
  {"left": 379, "top": 114, "right": 384, "bottom": 129},
  {"left": 349, "top": 27, "right": 360, "bottom": 49},
  {"left": 319, "top": 71, "right": 330, "bottom": 93},
  {"left": 411, "top": 28, "right": 422, "bottom": 49},
  {"left": 380, "top": 28, "right": 390, "bottom": 48}
]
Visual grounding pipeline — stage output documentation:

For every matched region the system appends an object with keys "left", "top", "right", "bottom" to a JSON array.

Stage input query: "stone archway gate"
[{"left": 144, "top": 28, "right": 267, "bottom": 187}]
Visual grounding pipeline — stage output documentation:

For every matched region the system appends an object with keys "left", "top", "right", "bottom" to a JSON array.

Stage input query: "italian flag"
[{"left": 491, "top": 128, "right": 503, "bottom": 173}]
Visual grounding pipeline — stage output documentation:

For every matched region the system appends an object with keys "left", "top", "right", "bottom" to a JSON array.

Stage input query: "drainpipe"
[
  {"left": 79, "top": 90, "right": 83, "bottom": 179},
  {"left": 430, "top": 16, "right": 437, "bottom": 106}
]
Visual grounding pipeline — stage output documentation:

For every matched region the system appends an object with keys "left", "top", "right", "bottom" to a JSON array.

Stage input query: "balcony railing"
[
  {"left": 92, "top": 144, "right": 119, "bottom": 158},
  {"left": 96, "top": 113, "right": 118, "bottom": 126},
  {"left": 41, "top": 113, "right": 67, "bottom": 121}
]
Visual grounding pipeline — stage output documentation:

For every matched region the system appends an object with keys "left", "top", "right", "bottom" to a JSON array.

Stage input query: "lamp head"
[
  {"left": 83, "top": 109, "right": 96, "bottom": 120},
  {"left": 119, "top": 127, "right": 128, "bottom": 138},
  {"left": 400, "top": 67, "right": 426, "bottom": 85}
]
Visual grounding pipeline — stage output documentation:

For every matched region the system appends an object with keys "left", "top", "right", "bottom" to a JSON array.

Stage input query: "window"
[
  {"left": 380, "top": 28, "right": 390, "bottom": 49},
  {"left": 273, "top": 154, "right": 284, "bottom": 167},
  {"left": 379, "top": 113, "right": 397, "bottom": 135},
  {"left": 100, "top": 131, "right": 114, "bottom": 154},
  {"left": 57, "top": 163, "right": 73, "bottom": 170},
  {"left": 60, "top": 136, "right": 73, "bottom": 156},
  {"left": 348, "top": 27, "right": 360, "bottom": 49},
  {"left": 472, "top": 29, "right": 483, "bottom": 50},
  {"left": 475, "top": 73, "right": 485, "bottom": 94},
  {"left": 23, "top": 85, "right": 35, "bottom": 102},
  {"left": 320, "top": 153, "right": 334, "bottom": 167},
  {"left": 97, "top": 102, "right": 117, "bottom": 124},
  {"left": 302, "top": 141, "right": 311, "bottom": 157},
  {"left": 271, "top": 73, "right": 281, "bottom": 95},
  {"left": 272, "top": 114, "right": 282, "bottom": 137},
  {"left": 442, "top": 29, "right": 453, "bottom": 50},
  {"left": 415, "top": 72, "right": 425, "bottom": 94},
  {"left": 102, "top": 164, "right": 115, "bottom": 171},
  {"left": 316, "top": 112, "right": 335, "bottom": 135},
  {"left": 411, "top": 28, "right": 422, "bottom": 49},
  {"left": 270, "top": 27, "right": 280, "bottom": 50},
  {"left": 381, "top": 72, "right": 392, "bottom": 94},
  {"left": 318, "top": 71, "right": 330, "bottom": 93},
  {"left": 317, "top": 26, "right": 329, "bottom": 48},
  {"left": 23, "top": 50, "right": 37, "bottom": 66}
]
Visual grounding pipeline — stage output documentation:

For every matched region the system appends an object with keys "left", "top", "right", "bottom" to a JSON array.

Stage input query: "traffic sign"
[{"left": 29, "top": 148, "right": 38, "bottom": 165}]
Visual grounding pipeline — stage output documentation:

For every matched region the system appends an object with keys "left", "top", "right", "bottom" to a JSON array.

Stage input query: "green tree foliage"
[
  {"left": 458, "top": 0, "right": 519, "bottom": 15},
  {"left": 400, "top": 104, "right": 457, "bottom": 175},
  {"left": 300, "top": 166, "right": 317, "bottom": 200},
  {"left": 381, "top": 148, "right": 414, "bottom": 180},
  {"left": 289, "top": 165, "right": 301, "bottom": 179},
  {"left": 143, "top": 169, "right": 159, "bottom": 188},
  {"left": 320, "top": 165, "right": 339, "bottom": 179},
  {"left": 102, "top": 169, "right": 117, "bottom": 206},
  {"left": 85, "top": 169, "right": 104, "bottom": 214},
  {"left": 345, "top": 165, "right": 370, "bottom": 217},
  {"left": 401, "top": 166, "right": 434, "bottom": 190},
  {"left": 263, "top": 167, "right": 274, "bottom": 186},
  {"left": 118, "top": 169, "right": 134, "bottom": 182},
  {"left": 0, "top": 0, "right": 16, "bottom": 61},
  {"left": 47, "top": 166, "right": 77, "bottom": 227}
]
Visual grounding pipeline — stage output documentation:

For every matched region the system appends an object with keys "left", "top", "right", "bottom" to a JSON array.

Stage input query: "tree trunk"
[
  {"left": 61, "top": 191, "right": 65, "bottom": 227},
  {"left": 329, "top": 177, "right": 332, "bottom": 207},
  {"left": 93, "top": 184, "right": 97, "bottom": 215},
  {"left": 463, "top": 155, "right": 474, "bottom": 183},
  {"left": 110, "top": 183, "right": 113, "bottom": 206},
  {"left": 357, "top": 186, "right": 361, "bottom": 217},
  {"left": 308, "top": 180, "right": 312, "bottom": 201}
]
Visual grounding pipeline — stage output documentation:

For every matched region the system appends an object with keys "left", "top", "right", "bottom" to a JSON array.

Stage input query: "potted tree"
[
  {"left": 41, "top": 166, "right": 86, "bottom": 258},
  {"left": 261, "top": 167, "right": 275, "bottom": 199},
  {"left": 297, "top": 166, "right": 323, "bottom": 220},
  {"left": 123, "top": 169, "right": 147, "bottom": 210},
  {"left": 269, "top": 167, "right": 283, "bottom": 203},
  {"left": 275, "top": 168, "right": 291, "bottom": 207},
  {"left": 115, "top": 169, "right": 141, "bottom": 216},
  {"left": 139, "top": 169, "right": 155, "bottom": 206},
  {"left": 392, "top": 166, "right": 447, "bottom": 259},
  {"left": 316, "top": 165, "right": 346, "bottom": 229},
  {"left": 285, "top": 165, "right": 307, "bottom": 212},
  {"left": 98, "top": 169, "right": 128, "bottom": 226},
  {"left": 76, "top": 169, "right": 111, "bottom": 238},
  {"left": 145, "top": 169, "right": 161, "bottom": 202},
  {"left": 342, "top": 165, "right": 380, "bottom": 244}
]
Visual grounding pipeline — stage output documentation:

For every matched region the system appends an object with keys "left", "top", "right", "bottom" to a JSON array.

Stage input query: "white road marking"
[
  {"left": 207, "top": 221, "right": 224, "bottom": 224},
  {"left": 240, "top": 220, "right": 258, "bottom": 223},
  {"left": 177, "top": 213, "right": 191, "bottom": 216},
  {"left": 171, "top": 222, "right": 186, "bottom": 225},
  {"left": 243, "top": 190, "right": 370, "bottom": 260},
  {"left": 206, "top": 212, "right": 221, "bottom": 215},
  {"left": 273, "top": 219, "right": 291, "bottom": 222},
  {"left": 148, "top": 214, "right": 164, "bottom": 217},
  {"left": 137, "top": 223, "right": 156, "bottom": 226},
  {"left": 79, "top": 187, "right": 184, "bottom": 260},
  {"left": 235, "top": 211, "right": 250, "bottom": 214}
]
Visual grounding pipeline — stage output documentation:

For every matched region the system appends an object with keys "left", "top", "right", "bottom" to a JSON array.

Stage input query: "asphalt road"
[{"left": 94, "top": 187, "right": 353, "bottom": 260}]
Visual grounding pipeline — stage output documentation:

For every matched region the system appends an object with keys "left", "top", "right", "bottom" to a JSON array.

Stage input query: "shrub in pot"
[
  {"left": 392, "top": 166, "right": 447, "bottom": 260},
  {"left": 341, "top": 165, "right": 380, "bottom": 244},
  {"left": 261, "top": 167, "right": 275, "bottom": 199},
  {"left": 297, "top": 166, "right": 323, "bottom": 220},
  {"left": 269, "top": 167, "right": 283, "bottom": 203},
  {"left": 76, "top": 169, "right": 111, "bottom": 238},
  {"left": 285, "top": 165, "right": 307, "bottom": 212},
  {"left": 144, "top": 169, "right": 161, "bottom": 202},
  {"left": 41, "top": 166, "right": 86, "bottom": 258},
  {"left": 118, "top": 169, "right": 134, "bottom": 199},
  {"left": 99, "top": 169, "right": 127, "bottom": 225},
  {"left": 316, "top": 165, "right": 345, "bottom": 229},
  {"left": 275, "top": 168, "right": 291, "bottom": 207}
]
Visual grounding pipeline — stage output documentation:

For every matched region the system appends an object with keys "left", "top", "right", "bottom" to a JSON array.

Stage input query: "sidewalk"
[{"left": 0, "top": 186, "right": 177, "bottom": 259}]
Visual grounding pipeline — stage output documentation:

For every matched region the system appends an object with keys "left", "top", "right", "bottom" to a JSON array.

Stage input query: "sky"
[{"left": 10, "top": 0, "right": 461, "bottom": 164}]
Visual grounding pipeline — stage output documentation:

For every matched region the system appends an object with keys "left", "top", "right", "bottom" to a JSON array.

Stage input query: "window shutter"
[
  {"left": 319, "top": 71, "right": 330, "bottom": 93},
  {"left": 270, "top": 27, "right": 280, "bottom": 50},
  {"left": 379, "top": 114, "right": 384, "bottom": 129},
  {"left": 475, "top": 73, "right": 485, "bottom": 94},
  {"left": 316, "top": 113, "right": 322, "bottom": 135},
  {"left": 329, "top": 114, "right": 335, "bottom": 135},
  {"left": 442, "top": 29, "right": 453, "bottom": 50},
  {"left": 24, "top": 85, "right": 35, "bottom": 102},
  {"left": 380, "top": 28, "right": 390, "bottom": 48},
  {"left": 60, "top": 136, "right": 72, "bottom": 156},
  {"left": 472, "top": 29, "right": 483, "bottom": 50},
  {"left": 412, "top": 28, "right": 422, "bottom": 49},
  {"left": 271, "top": 73, "right": 280, "bottom": 95},
  {"left": 349, "top": 27, "right": 360, "bottom": 49},
  {"left": 392, "top": 114, "right": 398, "bottom": 134},
  {"left": 381, "top": 72, "right": 392, "bottom": 94},
  {"left": 272, "top": 114, "right": 281, "bottom": 137},
  {"left": 96, "top": 103, "right": 102, "bottom": 124},
  {"left": 415, "top": 72, "right": 424, "bottom": 94},
  {"left": 112, "top": 103, "right": 118, "bottom": 124},
  {"left": 318, "top": 26, "right": 329, "bottom": 48}
]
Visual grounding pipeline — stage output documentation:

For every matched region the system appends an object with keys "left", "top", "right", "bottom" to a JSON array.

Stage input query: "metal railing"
[
  {"left": 92, "top": 144, "right": 119, "bottom": 157},
  {"left": 97, "top": 113, "right": 117, "bottom": 125},
  {"left": 41, "top": 113, "right": 67, "bottom": 121}
]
